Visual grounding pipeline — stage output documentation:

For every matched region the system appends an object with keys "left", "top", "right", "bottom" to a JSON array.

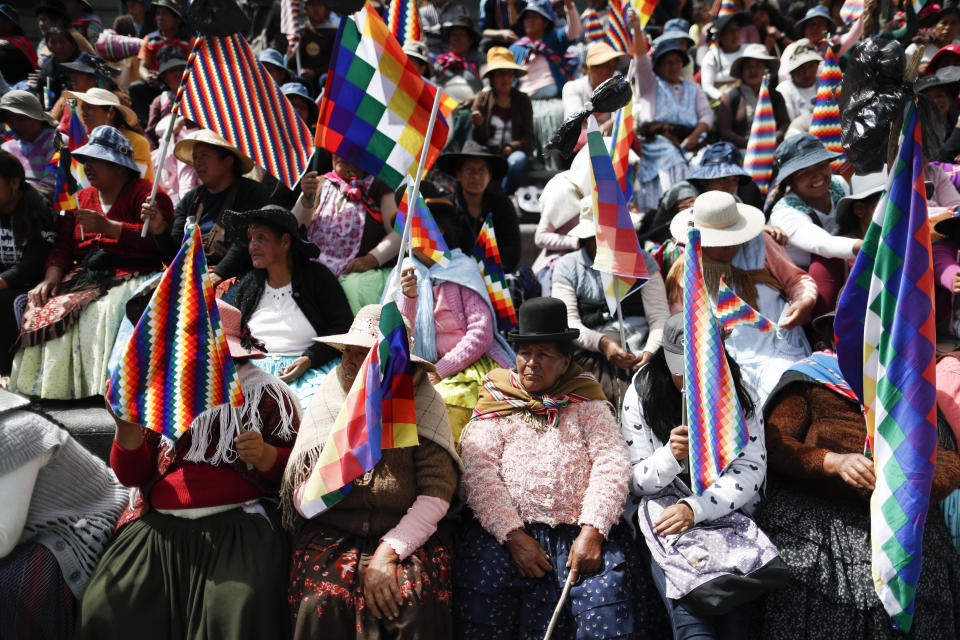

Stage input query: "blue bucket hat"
[
  {"left": 281, "top": 81, "right": 318, "bottom": 122},
  {"left": 258, "top": 49, "right": 290, "bottom": 77},
  {"left": 773, "top": 133, "right": 841, "bottom": 187},
  {"left": 0, "top": 5, "right": 23, "bottom": 35},
  {"left": 652, "top": 39, "right": 690, "bottom": 68},
  {"left": 795, "top": 6, "right": 836, "bottom": 33},
  {"left": 687, "top": 142, "right": 751, "bottom": 184},
  {"left": 654, "top": 18, "right": 695, "bottom": 47},
  {"left": 72, "top": 125, "right": 140, "bottom": 173},
  {"left": 521, "top": 0, "right": 556, "bottom": 29}
]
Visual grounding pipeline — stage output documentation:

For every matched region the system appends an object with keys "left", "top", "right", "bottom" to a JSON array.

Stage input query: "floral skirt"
[
  {"left": 453, "top": 521, "right": 639, "bottom": 640},
  {"left": 288, "top": 521, "right": 453, "bottom": 640},
  {"left": 434, "top": 355, "right": 498, "bottom": 445},
  {"left": 251, "top": 354, "right": 339, "bottom": 412},
  {"left": 10, "top": 274, "right": 155, "bottom": 399},
  {"left": 752, "top": 479, "right": 960, "bottom": 639}
]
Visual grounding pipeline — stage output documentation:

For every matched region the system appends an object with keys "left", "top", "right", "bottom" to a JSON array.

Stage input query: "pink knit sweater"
[
  {"left": 460, "top": 400, "right": 630, "bottom": 543},
  {"left": 400, "top": 282, "right": 509, "bottom": 378}
]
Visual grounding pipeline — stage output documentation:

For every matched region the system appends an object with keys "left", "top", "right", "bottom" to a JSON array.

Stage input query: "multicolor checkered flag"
[
  {"left": 393, "top": 184, "right": 452, "bottom": 267},
  {"left": 472, "top": 213, "right": 518, "bottom": 332}
]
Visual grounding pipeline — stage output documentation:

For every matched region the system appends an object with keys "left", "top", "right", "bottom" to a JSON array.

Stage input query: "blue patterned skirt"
[
  {"left": 251, "top": 354, "right": 338, "bottom": 412},
  {"left": 453, "top": 521, "right": 639, "bottom": 640}
]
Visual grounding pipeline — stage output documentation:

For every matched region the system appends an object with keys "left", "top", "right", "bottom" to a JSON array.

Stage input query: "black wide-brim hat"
[
  {"left": 441, "top": 15, "right": 480, "bottom": 45},
  {"left": 223, "top": 205, "right": 321, "bottom": 259},
  {"left": 508, "top": 297, "right": 580, "bottom": 343},
  {"left": 436, "top": 140, "right": 508, "bottom": 182}
]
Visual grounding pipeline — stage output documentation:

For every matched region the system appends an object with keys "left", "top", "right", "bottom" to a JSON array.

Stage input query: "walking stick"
[{"left": 543, "top": 571, "right": 575, "bottom": 640}]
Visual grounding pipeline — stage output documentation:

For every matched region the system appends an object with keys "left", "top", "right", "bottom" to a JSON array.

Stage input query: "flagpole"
[
  {"left": 141, "top": 37, "right": 202, "bottom": 237},
  {"left": 395, "top": 87, "right": 443, "bottom": 279}
]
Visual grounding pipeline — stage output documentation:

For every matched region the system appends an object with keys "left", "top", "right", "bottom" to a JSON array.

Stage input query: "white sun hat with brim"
[
  {"left": 63, "top": 88, "right": 139, "bottom": 128},
  {"left": 670, "top": 190, "right": 765, "bottom": 247}
]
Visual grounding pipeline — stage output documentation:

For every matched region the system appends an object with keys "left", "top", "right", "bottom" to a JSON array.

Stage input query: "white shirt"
[
  {"left": 768, "top": 179, "right": 856, "bottom": 269},
  {"left": 700, "top": 43, "right": 748, "bottom": 101},
  {"left": 247, "top": 283, "right": 316, "bottom": 356},
  {"left": 776, "top": 80, "right": 818, "bottom": 122}
]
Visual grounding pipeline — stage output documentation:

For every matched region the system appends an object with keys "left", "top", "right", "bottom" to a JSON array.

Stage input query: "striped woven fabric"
[
  {"left": 472, "top": 212, "right": 519, "bottom": 332},
  {"left": 387, "top": 0, "right": 422, "bottom": 46},
  {"left": 834, "top": 105, "right": 937, "bottom": 633},
  {"left": 606, "top": 0, "right": 632, "bottom": 54},
  {"left": 315, "top": 2, "right": 458, "bottom": 190},
  {"left": 809, "top": 46, "right": 847, "bottom": 173},
  {"left": 281, "top": 0, "right": 302, "bottom": 57},
  {"left": 105, "top": 225, "right": 244, "bottom": 441},
  {"left": 682, "top": 224, "right": 749, "bottom": 495},
  {"left": 583, "top": 8, "right": 606, "bottom": 41},
  {"left": 743, "top": 74, "right": 776, "bottom": 196},
  {"left": 178, "top": 34, "right": 314, "bottom": 188}
]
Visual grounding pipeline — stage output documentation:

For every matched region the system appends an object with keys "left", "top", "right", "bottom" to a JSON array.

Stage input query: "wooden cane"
[{"left": 543, "top": 571, "right": 575, "bottom": 640}]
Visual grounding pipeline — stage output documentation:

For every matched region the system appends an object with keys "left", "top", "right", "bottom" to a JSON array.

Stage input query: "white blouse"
[{"left": 247, "top": 283, "right": 316, "bottom": 356}]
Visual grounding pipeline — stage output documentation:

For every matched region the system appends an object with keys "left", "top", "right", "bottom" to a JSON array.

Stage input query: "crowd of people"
[{"left": 5, "top": 0, "right": 960, "bottom": 638}]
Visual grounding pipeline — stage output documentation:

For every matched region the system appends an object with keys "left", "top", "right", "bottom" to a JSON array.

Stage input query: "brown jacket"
[{"left": 470, "top": 87, "right": 534, "bottom": 155}]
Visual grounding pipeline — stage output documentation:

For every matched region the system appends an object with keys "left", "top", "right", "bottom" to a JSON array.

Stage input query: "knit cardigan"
[
  {"left": 0, "top": 400, "right": 128, "bottom": 599},
  {"left": 470, "top": 87, "right": 534, "bottom": 155}
]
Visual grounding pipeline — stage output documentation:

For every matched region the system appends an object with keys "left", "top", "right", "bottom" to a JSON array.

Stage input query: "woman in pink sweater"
[{"left": 452, "top": 297, "right": 637, "bottom": 640}]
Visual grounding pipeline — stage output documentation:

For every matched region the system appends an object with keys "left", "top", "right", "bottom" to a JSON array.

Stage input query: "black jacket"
[
  {"left": 0, "top": 185, "right": 55, "bottom": 290},
  {"left": 231, "top": 260, "right": 354, "bottom": 368},
  {"left": 153, "top": 176, "right": 271, "bottom": 280},
  {"left": 453, "top": 186, "right": 521, "bottom": 273}
]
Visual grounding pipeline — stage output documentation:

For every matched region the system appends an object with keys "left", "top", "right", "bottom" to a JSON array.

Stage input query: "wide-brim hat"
[
  {"left": 402, "top": 40, "right": 433, "bottom": 78},
  {"left": 795, "top": 6, "right": 836, "bottom": 33},
  {"left": 508, "top": 297, "right": 579, "bottom": 343},
  {"left": 670, "top": 190, "right": 765, "bottom": 247},
  {"left": 0, "top": 90, "right": 58, "bottom": 127},
  {"left": 222, "top": 204, "right": 321, "bottom": 260},
  {"left": 151, "top": 0, "right": 185, "bottom": 18},
  {"left": 773, "top": 132, "right": 842, "bottom": 187},
  {"left": 928, "top": 44, "right": 960, "bottom": 74},
  {"left": 916, "top": 72, "right": 960, "bottom": 96},
  {"left": 520, "top": 0, "right": 555, "bottom": 28},
  {"left": 157, "top": 45, "right": 189, "bottom": 75},
  {"left": 836, "top": 170, "right": 887, "bottom": 231},
  {"left": 281, "top": 82, "right": 319, "bottom": 123},
  {"left": 441, "top": 15, "right": 479, "bottom": 44},
  {"left": 63, "top": 87, "right": 139, "bottom": 128},
  {"left": 920, "top": 2, "right": 944, "bottom": 27},
  {"left": 652, "top": 38, "right": 690, "bottom": 68},
  {"left": 215, "top": 298, "right": 267, "bottom": 359},
  {"left": 61, "top": 52, "right": 122, "bottom": 79},
  {"left": 315, "top": 304, "right": 435, "bottom": 369},
  {"left": 783, "top": 38, "right": 823, "bottom": 73},
  {"left": 713, "top": 11, "right": 752, "bottom": 37},
  {"left": 483, "top": 46, "right": 526, "bottom": 78},
  {"left": 937, "top": 0, "right": 960, "bottom": 23},
  {"left": 0, "top": 4, "right": 23, "bottom": 35},
  {"left": 71, "top": 124, "right": 141, "bottom": 173},
  {"left": 175, "top": 129, "right": 256, "bottom": 174},
  {"left": 436, "top": 139, "right": 508, "bottom": 182},
  {"left": 934, "top": 213, "right": 960, "bottom": 242},
  {"left": 653, "top": 17, "right": 695, "bottom": 47},
  {"left": 36, "top": 0, "right": 68, "bottom": 19},
  {"left": 257, "top": 48, "right": 290, "bottom": 75},
  {"left": 730, "top": 43, "right": 777, "bottom": 77},
  {"left": 586, "top": 41, "right": 631, "bottom": 70},
  {"left": 687, "top": 141, "right": 750, "bottom": 184}
]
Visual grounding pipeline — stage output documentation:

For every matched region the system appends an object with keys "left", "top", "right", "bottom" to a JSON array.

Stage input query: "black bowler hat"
[{"left": 508, "top": 297, "right": 580, "bottom": 343}]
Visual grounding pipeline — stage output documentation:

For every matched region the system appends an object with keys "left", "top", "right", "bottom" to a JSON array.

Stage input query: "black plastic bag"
[{"left": 547, "top": 75, "right": 633, "bottom": 158}]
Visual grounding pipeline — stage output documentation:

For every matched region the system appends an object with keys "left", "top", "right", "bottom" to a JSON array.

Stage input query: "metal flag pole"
[{"left": 394, "top": 87, "right": 443, "bottom": 279}]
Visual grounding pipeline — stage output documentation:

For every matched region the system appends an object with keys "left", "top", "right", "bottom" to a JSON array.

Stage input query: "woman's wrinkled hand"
[
  {"left": 668, "top": 425, "right": 689, "bottom": 460},
  {"left": 400, "top": 266, "right": 418, "bottom": 298},
  {"left": 28, "top": 276, "right": 61, "bottom": 307},
  {"left": 654, "top": 502, "right": 695, "bottom": 536},
  {"left": 505, "top": 529, "right": 553, "bottom": 578},
  {"left": 778, "top": 297, "right": 815, "bottom": 330},
  {"left": 344, "top": 253, "right": 379, "bottom": 274},
  {"left": 763, "top": 225, "right": 788, "bottom": 246},
  {"left": 600, "top": 336, "right": 640, "bottom": 370},
  {"left": 279, "top": 356, "right": 311, "bottom": 383},
  {"left": 140, "top": 201, "right": 168, "bottom": 235},
  {"left": 76, "top": 208, "right": 121, "bottom": 237},
  {"left": 567, "top": 525, "right": 603, "bottom": 583},
  {"left": 363, "top": 542, "right": 404, "bottom": 620},
  {"left": 300, "top": 171, "right": 322, "bottom": 206},
  {"left": 825, "top": 452, "right": 876, "bottom": 491},
  {"left": 234, "top": 430, "right": 278, "bottom": 472}
]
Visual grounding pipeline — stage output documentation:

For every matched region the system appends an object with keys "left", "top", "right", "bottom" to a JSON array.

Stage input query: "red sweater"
[{"left": 46, "top": 179, "right": 174, "bottom": 275}]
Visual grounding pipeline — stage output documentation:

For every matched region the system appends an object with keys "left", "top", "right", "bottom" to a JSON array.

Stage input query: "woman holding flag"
[{"left": 282, "top": 304, "right": 462, "bottom": 640}]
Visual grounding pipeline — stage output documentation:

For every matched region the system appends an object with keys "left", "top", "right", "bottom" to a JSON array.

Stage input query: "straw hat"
[
  {"left": 63, "top": 87, "right": 138, "bottom": 128},
  {"left": 482, "top": 46, "right": 526, "bottom": 79},
  {"left": 585, "top": 41, "right": 630, "bottom": 71},
  {"left": 730, "top": 43, "right": 776, "bottom": 77},
  {"left": 174, "top": 129, "right": 256, "bottom": 174},
  {"left": 315, "top": 304, "right": 435, "bottom": 369},
  {"left": 670, "top": 191, "right": 764, "bottom": 247}
]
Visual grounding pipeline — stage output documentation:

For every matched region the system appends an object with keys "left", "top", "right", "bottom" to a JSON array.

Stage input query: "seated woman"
[
  {"left": 283, "top": 304, "right": 461, "bottom": 640},
  {"left": 768, "top": 133, "right": 859, "bottom": 270},
  {"left": 0, "top": 151, "right": 55, "bottom": 375},
  {"left": 78, "top": 299, "right": 300, "bottom": 639},
  {"left": 0, "top": 91, "right": 59, "bottom": 196},
  {"left": 436, "top": 16, "right": 483, "bottom": 103},
  {"left": 0, "top": 388, "right": 128, "bottom": 640},
  {"left": 386, "top": 197, "right": 515, "bottom": 441},
  {"left": 64, "top": 87, "right": 154, "bottom": 181},
  {"left": 716, "top": 43, "right": 790, "bottom": 153},
  {"left": 776, "top": 39, "right": 823, "bottom": 122},
  {"left": 699, "top": 11, "right": 751, "bottom": 102},
  {"left": 667, "top": 191, "right": 817, "bottom": 404},
  {"left": 621, "top": 313, "right": 766, "bottom": 640},
  {"left": 469, "top": 47, "right": 534, "bottom": 196},
  {"left": 777, "top": 4, "right": 868, "bottom": 84},
  {"left": 756, "top": 347, "right": 960, "bottom": 639},
  {"left": 10, "top": 125, "right": 174, "bottom": 399},
  {"left": 223, "top": 205, "right": 353, "bottom": 411},
  {"left": 552, "top": 207, "right": 670, "bottom": 404},
  {"left": 454, "top": 297, "right": 637, "bottom": 639},
  {"left": 634, "top": 37, "right": 714, "bottom": 213},
  {"left": 294, "top": 154, "right": 400, "bottom": 313},
  {"left": 142, "top": 129, "right": 269, "bottom": 285}
]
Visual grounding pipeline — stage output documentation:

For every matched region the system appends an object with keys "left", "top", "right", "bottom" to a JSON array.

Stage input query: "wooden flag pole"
[
  {"left": 395, "top": 87, "right": 443, "bottom": 279},
  {"left": 543, "top": 571, "right": 575, "bottom": 640}
]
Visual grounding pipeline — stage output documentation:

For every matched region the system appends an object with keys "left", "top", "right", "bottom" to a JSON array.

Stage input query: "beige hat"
[
  {"left": 315, "top": 304, "right": 435, "bottom": 370},
  {"left": 63, "top": 88, "right": 138, "bottom": 128},
  {"left": 568, "top": 196, "right": 643, "bottom": 239},
  {"left": 783, "top": 38, "right": 823, "bottom": 74},
  {"left": 482, "top": 46, "right": 527, "bottom": 79},
  {"left": 0, "top": 90, "right": 58, "bottom": 127},
  {"left": 174, "top": 129, "right": 256, "bottom": 174},
  {"left": 730, "top": 43, "right": 777, "bottom": 77},
  {"left": 585, "top": 41, "right": 630, "bottom": 71},
  {"left": 670, "top": 190, "right": 764, "bottom": 247}
]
